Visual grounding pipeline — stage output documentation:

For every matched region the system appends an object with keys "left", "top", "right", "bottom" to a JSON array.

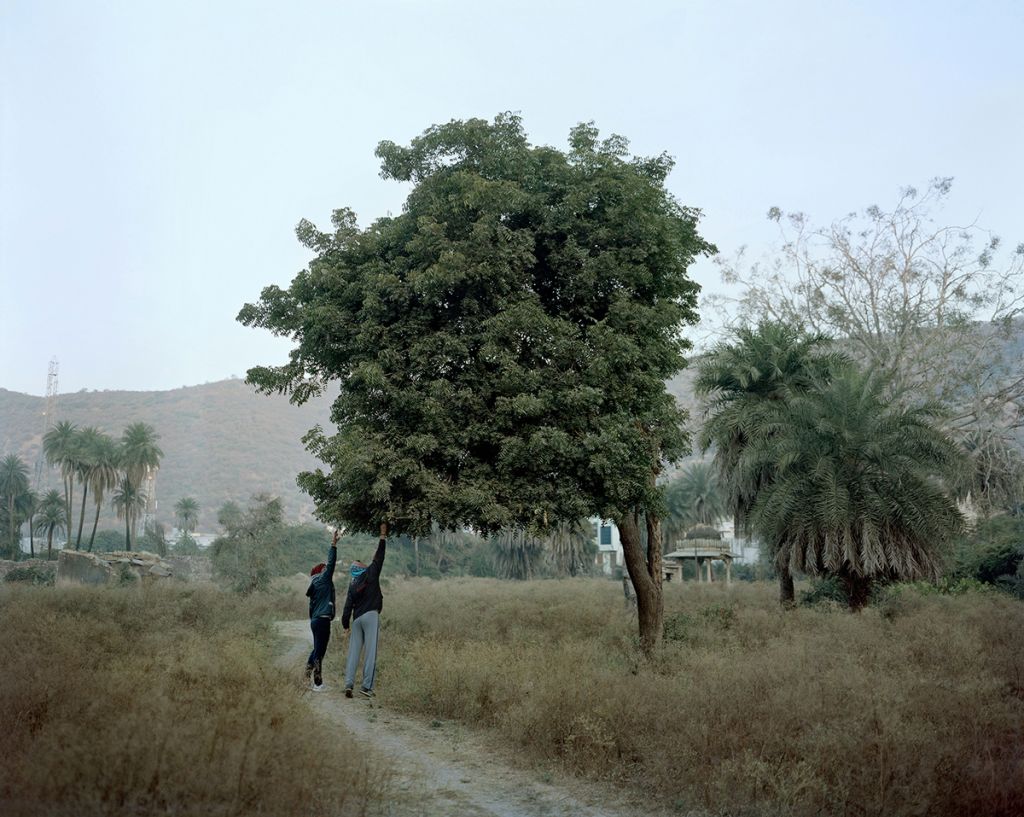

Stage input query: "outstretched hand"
[
  {"left": 379, "top": 521, "right": 389, "bottom": 538},
  {"left": 332, "top": 529, "right": 340, "bottom": 546}
]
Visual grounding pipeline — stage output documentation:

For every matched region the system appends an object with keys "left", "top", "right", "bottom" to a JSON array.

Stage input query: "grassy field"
[
  {"left": 376, "top": 577, "right": 1024, "bottom": 817},
  {"left": 0, "top": 583, "right": 384, "bottom": 817}
]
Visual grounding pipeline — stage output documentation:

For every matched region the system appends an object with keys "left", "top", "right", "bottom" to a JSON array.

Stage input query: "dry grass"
[
  {"left": 0, "top": 583, "right": 386, "bottom": 817},
  {"left": 379, "top": 578, "right": 1024, "bottom": 817}
]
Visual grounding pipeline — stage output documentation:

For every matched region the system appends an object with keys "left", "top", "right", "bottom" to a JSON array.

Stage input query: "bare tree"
[{"left": 711, "top": 178, "right": 1024, "bottom": 437}]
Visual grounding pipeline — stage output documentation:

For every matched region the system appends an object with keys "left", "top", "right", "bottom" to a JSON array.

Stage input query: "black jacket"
[
  {"left": 306, "top": 545, "right": 337, "bottom": 620},
  {"left": 342, "top": 537, "right": 385, "bottom": 627}
]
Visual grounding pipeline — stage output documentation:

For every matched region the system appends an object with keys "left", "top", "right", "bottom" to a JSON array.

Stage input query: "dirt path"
[{"left": 276, "top": 620, "right": 660, "bottom": 817}]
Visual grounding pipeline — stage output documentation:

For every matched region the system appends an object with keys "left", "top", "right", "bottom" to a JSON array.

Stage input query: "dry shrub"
[
  {"left": 0, "top": 584, "right": 385, "bottom": 817},
  {"left": 380, "top": 578, "right": 1024, "bottom": 817}
]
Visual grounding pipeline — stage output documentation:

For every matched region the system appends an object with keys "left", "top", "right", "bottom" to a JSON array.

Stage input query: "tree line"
[{"left": 0, "top": 421, "right": 163, "bottom": 559}]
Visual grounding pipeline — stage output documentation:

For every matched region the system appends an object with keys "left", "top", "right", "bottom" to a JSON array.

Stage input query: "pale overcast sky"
[{"left": 2, "top": 0, "right": 1022, "bottom": 396}]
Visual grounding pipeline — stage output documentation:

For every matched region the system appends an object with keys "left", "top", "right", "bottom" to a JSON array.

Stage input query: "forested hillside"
[{"left": 0, "top": 379, "right": 336, "bottom": 530}]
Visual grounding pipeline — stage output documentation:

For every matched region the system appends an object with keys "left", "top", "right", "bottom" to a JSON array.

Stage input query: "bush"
[
  {"left": 3, "top": 564, "right": 54, "bottom": 586},
  {"left": 953, "top": 515, "right": 1024, "bottom": 590},
  {"left": 171, "top": 532, "right": 201, "bottom": 555},
  {"left": 90, "top": 529, "right": 124, "bottom": 552},
  {"left": 798, "top": 576, "right": 846, "bottom": 607}
]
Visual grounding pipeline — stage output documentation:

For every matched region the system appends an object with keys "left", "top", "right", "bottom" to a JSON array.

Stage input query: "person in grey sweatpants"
[{"left": 342, "top": 522, "right": 387, "bottom": 698}]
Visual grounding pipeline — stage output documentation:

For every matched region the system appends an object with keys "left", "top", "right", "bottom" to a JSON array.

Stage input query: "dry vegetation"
[
  {"left": 379, "top": 578, "right": 1024, "bottom": 817},
  {"left": 0, "top": 583, "right": 384, "bottom": 817}
]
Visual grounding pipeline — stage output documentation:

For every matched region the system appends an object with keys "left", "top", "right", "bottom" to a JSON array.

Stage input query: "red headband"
[{"left": 310, "top": 563, "right": 326, "bottom": 576}]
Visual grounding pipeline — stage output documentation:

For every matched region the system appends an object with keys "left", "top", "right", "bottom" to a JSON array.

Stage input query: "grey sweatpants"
[{"left": 344, "top": 610, "right": 380, "bottom": 691}]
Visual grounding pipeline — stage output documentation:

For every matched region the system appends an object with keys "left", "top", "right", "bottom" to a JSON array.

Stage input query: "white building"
[{"left": 590, "top": 518, "right": 623, "bottom": 575}]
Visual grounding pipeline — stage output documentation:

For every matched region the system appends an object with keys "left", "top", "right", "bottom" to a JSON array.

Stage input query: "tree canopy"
[{"left": 240, "top": 114, "right": 713, "bottom": 539}]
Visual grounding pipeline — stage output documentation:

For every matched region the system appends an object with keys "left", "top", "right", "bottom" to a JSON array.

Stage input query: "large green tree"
[
  {"left": 741, "top": 367, "right": 964, "bottom": 609},
  {"left": 240, "top": 115, "right": 712, "bottom": 652},
  {"left": 696, "top": 321, "right": 849, "bottom": 605}
]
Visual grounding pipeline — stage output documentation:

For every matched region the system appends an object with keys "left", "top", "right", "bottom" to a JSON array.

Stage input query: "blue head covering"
[{"left": 350, "top": 562, "right": 367, "bottom": 579}]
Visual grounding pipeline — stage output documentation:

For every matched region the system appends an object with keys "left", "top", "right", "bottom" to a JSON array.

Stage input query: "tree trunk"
[
  {"left": 778, "top": 565, "right": 795, "bottom": 607},
  {"left": 47, "top": 528, "right": 54, "bottom": 561},
  {"left": 7, "top": 495, "right": 15, "bottom": 560},
  {"left": 75, "top": 482, "right": 89, "bottom": 549},
  {"left": 839, "top": 570, "right": 872, "bottom": 611},
  {"left": 65, "top": 478, "right": 74, "bottom": 553},
  {"left": 88, "top": 500, "right": 102, "bottom": 552},
  {"left": 29, "top": 516, "right": 35, "bottom": 558},
  {"left": 617, "top": 511, "right": 664, "bottom": 656},
  {"left": 413, "top": 536, "right": 419, "bottom": 576},
  {"left": 125, "top": 511, "right": 132, "bottom": 552}
]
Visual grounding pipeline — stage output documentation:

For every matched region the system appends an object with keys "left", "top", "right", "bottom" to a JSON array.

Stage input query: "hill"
[
  {"left": 0, "top": 379, "right": 336, "bottom": 530},
  {"left": 0, "top": 370, "right": 702, "bottom": 533}
]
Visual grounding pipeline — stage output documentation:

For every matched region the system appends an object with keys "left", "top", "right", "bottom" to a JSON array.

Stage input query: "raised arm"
[
  {"left": 367, "top": 522, "right": 387, "bottom": 579},
  {"left": 324, "top": 528, "right": 339, "bottom": 580}
]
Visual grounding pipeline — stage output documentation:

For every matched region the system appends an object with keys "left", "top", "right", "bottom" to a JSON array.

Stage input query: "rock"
[
  {"left": 57, "top": 550, "right": 113, "bottom": 586},
  {"left": 57, "top": 550, "right": 179, "bottom": 586}
]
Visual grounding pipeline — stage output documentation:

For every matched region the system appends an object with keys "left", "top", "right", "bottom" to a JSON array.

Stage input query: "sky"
[{"left": 1, "top": 0, "right": 1022, "bottom": 396}]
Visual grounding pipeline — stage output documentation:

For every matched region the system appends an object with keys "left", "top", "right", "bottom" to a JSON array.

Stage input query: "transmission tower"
[{"left": 34, "top": 357, "right": 60, "bottom": 488}]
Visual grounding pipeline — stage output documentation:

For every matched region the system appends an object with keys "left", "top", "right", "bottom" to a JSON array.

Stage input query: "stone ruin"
[{"left": 56, "top": 550, "right": 177, "bottom": 585}]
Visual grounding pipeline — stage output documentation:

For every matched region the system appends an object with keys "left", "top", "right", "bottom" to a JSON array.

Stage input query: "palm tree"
[
  {"left": 696, "top": 321, "right": 848, "bottom": 606},
  {"left": 43, "top": 420, "right": 78, "bottom": 554},
  {"left": 492, "top": 528, "right": 545, "bottom": 579},
  {"left": 112, "top": 477, "right": 148, "bottom": 553},
  {"left": 662, "top": 461, "right": 729, "bottom": 551},
  {"left": 742, "top": 367, "right": 964, "bottom": 610},
  {"left": 34, "top": 490, "right": 66, "bottom": 560},
  {"left": 72, "top": 427, "right": 104, "bottom": 549},
  {"left": 119, "top": 423, "right": 163, "bottom": 550},
  {"left": 546, "top": 519, "right": 594, "bottom": 577},
  {"left": 174, "top": 497, "right": 200, "bottom": 534},
  {"left": 0, "top": 454, "right": 30, "bottom": 559},
  {"left": 86, "top": 434, "right": 121, "bottom": 551}
]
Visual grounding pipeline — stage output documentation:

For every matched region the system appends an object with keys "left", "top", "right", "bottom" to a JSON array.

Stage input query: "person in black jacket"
[
  {"left": 342, "top": 522, "right": 388, "bottom": 698},
  {"left": 304, "top": 528, "right": 340, "bottom": 691}
]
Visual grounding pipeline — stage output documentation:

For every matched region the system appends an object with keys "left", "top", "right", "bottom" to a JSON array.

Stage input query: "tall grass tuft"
[
  {"left": 380, "top": 578, "right": 1024, "bottom": 817},
  {"left": 0, "top": 584, "right": 385, "bottom": 817}
]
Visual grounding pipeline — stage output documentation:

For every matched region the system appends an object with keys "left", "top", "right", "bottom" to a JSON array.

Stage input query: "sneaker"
[
  {"left": 359, "top": 688, "right": 375, "bottom": 699},
  {"left": 344, "top": 688, "right": 353, "bottom": 699},
  {"left": 312, "top": 682, "right": 325, "bottom": 692}
]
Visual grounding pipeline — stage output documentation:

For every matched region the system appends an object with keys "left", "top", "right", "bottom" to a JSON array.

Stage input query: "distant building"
[
  {"left": 590, "top": 518, "right": 623, "bottom": 575},
  {"left": 663, "top": 526, "right": 735, "bottom": 584},
  {"left": 587, "top": 516, "right": 762, "bottom": 578}
]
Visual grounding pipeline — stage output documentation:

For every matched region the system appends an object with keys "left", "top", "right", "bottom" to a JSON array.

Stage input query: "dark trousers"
[{"left": 307, "top": 616, "right": 331, "bottom": 667}]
